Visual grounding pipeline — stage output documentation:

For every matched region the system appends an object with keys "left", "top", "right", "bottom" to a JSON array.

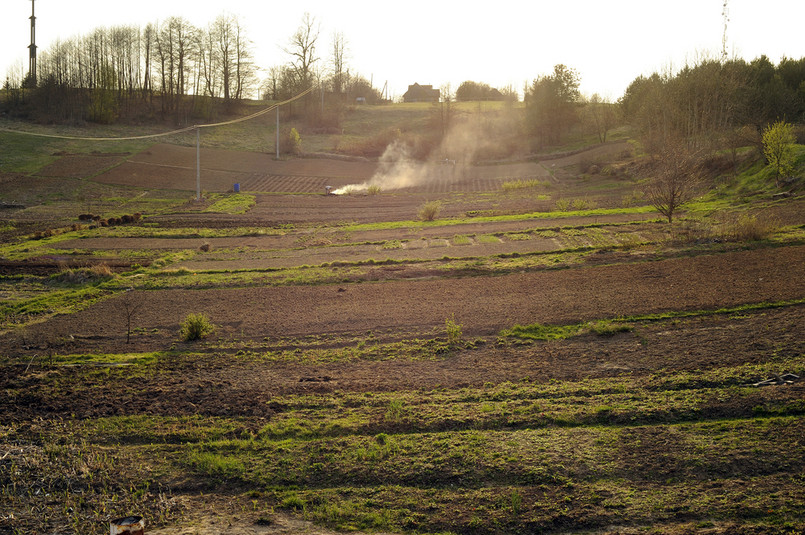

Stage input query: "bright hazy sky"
[{"left": 2, "top": 0, "right": 804, "bottom": 101}]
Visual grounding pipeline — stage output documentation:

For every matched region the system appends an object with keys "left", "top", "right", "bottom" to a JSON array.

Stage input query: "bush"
[
  {"left": 445, "top": 315, "right": 463, "bottom": 345},
  {"left": 418, "top": 200, "right": 442, "bottom": 221},
  {"left": 555, "top": 199, "right": 571, "bottom": 212},
  {"left": 722, "top": 213, "right": 779, "bottom": 242},
  {"left": 277, "top": 127, "right": 302, "bottom": 155},
  {"left": 288, "top": 128, "right": 302, "bottom": 155},
  {"left": 571, "top": 198, "right": 595, "bottom": 210},
  {"left": 367, "top": 184, "right": 382, "bottom": 195},
  {"left": 181, "top": 313, "right": 215, "bottom": 341}
]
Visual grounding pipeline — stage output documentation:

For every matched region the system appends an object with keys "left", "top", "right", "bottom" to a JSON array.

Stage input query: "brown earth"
[
  {"left": 4, "top": 245, "right": 802, "bottom": 353},
  {"left": 3, "top": 142, "right": 805, "bottom": 534}
]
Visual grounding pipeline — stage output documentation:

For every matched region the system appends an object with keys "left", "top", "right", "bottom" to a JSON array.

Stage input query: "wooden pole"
[{"left": 196, "top": 127, "right": 201, "bottom": 201}]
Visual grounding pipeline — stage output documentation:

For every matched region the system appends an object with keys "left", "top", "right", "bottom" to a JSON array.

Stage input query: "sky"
[{"left": 1, "top": 0, "right": 804, "bottom": 101}]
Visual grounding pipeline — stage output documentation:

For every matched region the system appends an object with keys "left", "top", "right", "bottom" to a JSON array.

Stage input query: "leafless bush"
[
  {"left": 418, "top": 200, "right": 442, "bottom": 221},
  {"left": 720, "top": 213, "right": 779, "bottom": 242}
]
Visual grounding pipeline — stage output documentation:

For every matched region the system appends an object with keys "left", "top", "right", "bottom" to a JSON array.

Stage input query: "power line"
[{"left": 0, "top": 87, "right": 314, "bottom": 141}]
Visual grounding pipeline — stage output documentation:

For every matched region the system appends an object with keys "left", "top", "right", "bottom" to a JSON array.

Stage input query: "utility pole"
[
  {"left": 28, "top": 0, "right": 37, "bottom": 86},
  {"left": 721, "top": 0, "right": 730, "bottom": 62},
  {"left": 196, "top": 127, "right": 201, "bottom": 201}
]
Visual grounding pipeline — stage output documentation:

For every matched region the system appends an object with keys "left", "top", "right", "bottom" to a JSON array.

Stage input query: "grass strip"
[{"left": 502, "top": 298, "right": 805, "bottom": 341}]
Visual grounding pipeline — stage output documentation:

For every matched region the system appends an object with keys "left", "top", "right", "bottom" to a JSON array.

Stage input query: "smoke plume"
[{"left": 332, "top": 107, "right": 521, "bottom": 194}]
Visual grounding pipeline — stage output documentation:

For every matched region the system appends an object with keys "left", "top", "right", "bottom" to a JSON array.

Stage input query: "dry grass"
[
  {"left": 52, "top": 263, "right": 114, "bottom": 285},
  {"left": 720, "top": 213, "right": 780, "bottom": 241}
]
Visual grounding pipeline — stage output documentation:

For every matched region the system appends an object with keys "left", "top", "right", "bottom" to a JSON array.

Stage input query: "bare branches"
[
  {"left": 283, "top": 12, "right": 320, "bottom": 89},
  {"left": 643, "top": 144, "right": 703, "bottom": 224}
]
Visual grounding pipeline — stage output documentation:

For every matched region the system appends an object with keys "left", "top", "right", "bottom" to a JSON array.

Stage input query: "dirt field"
[{"left": 3, "top": 141, "right": 805, "bottom": 534}]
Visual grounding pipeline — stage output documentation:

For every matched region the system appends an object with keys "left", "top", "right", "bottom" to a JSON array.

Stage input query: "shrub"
[
  {"left": 418, "top": 200, "right": 442, "bottom": 221},
  {"left": 445, "top": 315, "right": 463, "bottom": 345},
  {"left": 367, "top": 184, "right": 382, "bottom": 195},
  {"left": 199, "top": 242, "right": 212, "bottom": 252},
  {"left": 722, "top": 213, "right": 779, "bottom": 242},
  {"left": 571, "top": 198, "right": 595, "bottom": 210},
  {"left": 555, "top": 199, "right": 571, "bottom": 212},
  {"left": 621, "top": 190, "right": 644, "bottom": 207},
  {"left": 181, "top": 313, "right": 215, "bottom": 341},
  {"left": 288, "top": 128, "right": 302, "bottom": 155}
]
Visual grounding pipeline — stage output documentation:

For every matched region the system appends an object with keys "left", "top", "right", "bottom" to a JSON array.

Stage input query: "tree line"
[
  {"left": 1, "top": 12, "right": 381, "bottom": 125},
  {"left": 620, "top": 55, "right": 805, "bottom": 152},
  {"left": 519, "top": 56, "right": 804, "bottom": 152}
]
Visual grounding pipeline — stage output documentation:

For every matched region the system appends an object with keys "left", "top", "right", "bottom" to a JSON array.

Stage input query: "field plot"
[{"left": 1, "top": 139, "right": 804, "bottom": 535}]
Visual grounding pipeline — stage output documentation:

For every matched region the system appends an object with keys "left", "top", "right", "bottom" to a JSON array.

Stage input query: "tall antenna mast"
[
  {"left": 28, "top": 0, "right": 38, "bottom": 85},
  {"left": 721, "top": 0, "right": 729, "bottom": 62}
]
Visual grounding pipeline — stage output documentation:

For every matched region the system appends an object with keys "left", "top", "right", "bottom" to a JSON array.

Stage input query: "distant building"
[{"left": 403, "top": 83, "right": 440, "bottom": 103}]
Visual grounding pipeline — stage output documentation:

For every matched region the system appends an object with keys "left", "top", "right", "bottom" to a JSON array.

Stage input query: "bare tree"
[
  {"left": 284, "top": 12, "right": 320, "bottom": 90},
  {"left": 121, "top": 290, "right": 143, "bottom": 345},
  {"left": 233, "top": 17, "right": 255, "bottom": 100},
  {"left": 643, "top": 145, "right": 703, "bottom": 224},
  {"left": 584, "top": 93, "right": 619, "bottom": 143},
  {"left": 330, "top": 31, "right": 348, "bottom": 94}
]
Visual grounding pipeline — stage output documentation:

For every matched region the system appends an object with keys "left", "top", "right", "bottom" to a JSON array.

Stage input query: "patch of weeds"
[
  {"left": 385, "top": 399, "right": 408, "bottom": 422},
  {"left": 502, "top": 179, "right": 549, "bottom": 191},
  {"left": 187, "top": 451, "right": 246, "bottom": 480},
  {"left": 571, "top": 198, "right": 595, "bottom": 210},
  {"left": 452, "top": 234, "right": 472, "bottom": 245},
  {"left": 506, "top": 233, "right": 532, "bottom": 241},
  {"left": 555, "top": 199, "right": 571, "bottom": 211},
  {"left": 180, "top": 313, "right": 215, "bottom": 341},
  {"left": 51, "top": 263, "right": 115, "bottom": 285},
  {"left": 719, "top": 213, "right": 780, "bottom": 242},
  {"left": 48, "top": 352, "right": 160, "bottom": 366},
  {"left": 381, "top": 240, "right": 404, "bottom": 250},
  {"left": 204, "top": 193, "right": 256, "bottom": 214},
  {"left": 477, "top": 234, "right": 501, "bottom": 244},
  {"left": 588, "top": 320, "right": 633, "bottom": 336},
  {"left": 445, "top": 315, "right": 463, "bottom": 345},
  {"left": 501, "top": 322, "right": 579, "bottom": 340}
]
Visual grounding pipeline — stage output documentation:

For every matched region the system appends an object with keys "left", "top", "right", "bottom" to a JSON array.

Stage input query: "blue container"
[{"left": 233, "top": 183, "right": 240, "bottom": 193}]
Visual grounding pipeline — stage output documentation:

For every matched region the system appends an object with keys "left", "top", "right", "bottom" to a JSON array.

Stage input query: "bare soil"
[{"left": 3, "top": 142, "right": 805, "bottom": 534}]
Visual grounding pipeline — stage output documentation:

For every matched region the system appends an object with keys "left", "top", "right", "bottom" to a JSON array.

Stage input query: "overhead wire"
[{"left": 0, "top": 86, "right": 315, "bottom": 141}]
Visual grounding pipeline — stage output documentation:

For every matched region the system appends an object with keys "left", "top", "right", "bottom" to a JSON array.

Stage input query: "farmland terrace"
[{"left": 1, "top": 139, "right": 804, "bottom": 534}]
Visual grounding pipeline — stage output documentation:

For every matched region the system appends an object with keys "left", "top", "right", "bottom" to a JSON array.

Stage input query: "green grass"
[
  {"left": 502, "top": 299, "right": 805, "bottom": 341},
  {"left": 501, "top": 179, "right": 550, "bottom": 191},
  {"left": 339, "top": 205, "right": 658, "bottom": 233},
  {"left": 44, "top": 352, "right": 161, "bottom": 366},
  {"left": 204, "top": 193, "right": 256, "bottom": 214},
  {"left": 46, "top": 353, "right": 804, "bottom": 533}
]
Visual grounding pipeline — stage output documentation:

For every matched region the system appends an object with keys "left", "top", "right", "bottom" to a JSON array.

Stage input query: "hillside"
[{"left": 0, "top": 103, "right": 804, "bottom": 534}]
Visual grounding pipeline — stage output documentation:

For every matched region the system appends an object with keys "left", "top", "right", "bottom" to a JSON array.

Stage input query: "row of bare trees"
[
  {"left": 2, "top": 11, "right": 383, "bottom": 126},
  {"left": 3, "top": 13, "right": 255, "bottom": 123}
]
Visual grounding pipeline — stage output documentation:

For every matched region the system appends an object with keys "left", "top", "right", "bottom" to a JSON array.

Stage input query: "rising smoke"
[
  {"left": 333, "top": 140, "right": 432, "bottom": 194},
  {"left": 332, "top": 107, "right": 521, "bottom": 195}
]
